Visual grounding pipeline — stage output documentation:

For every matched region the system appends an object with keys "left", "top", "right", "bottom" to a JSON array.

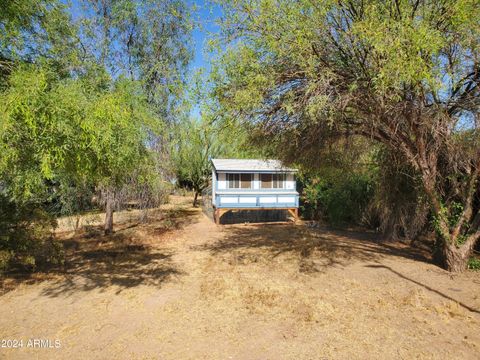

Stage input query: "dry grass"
[{"left": 0, "top": 195, "right": 479, "bottom": 359}]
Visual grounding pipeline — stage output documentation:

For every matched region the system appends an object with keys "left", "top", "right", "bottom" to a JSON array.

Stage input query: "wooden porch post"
[{"left": 287, "top": 208, "right": 299, "bottom": 222}]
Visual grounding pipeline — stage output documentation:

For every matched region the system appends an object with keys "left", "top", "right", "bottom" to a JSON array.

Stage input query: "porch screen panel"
[
  {"left": 273, "top": 174, "right": 285, "bottom": 188},
  {"left": 260, "top": 174, "right": 272, "bottom": 189},
  {"left": 227, "top": 173, "right": 240, "bottom": 188},
  {"left": 240, "top": 174, "right": 252, "bottom": 189}
]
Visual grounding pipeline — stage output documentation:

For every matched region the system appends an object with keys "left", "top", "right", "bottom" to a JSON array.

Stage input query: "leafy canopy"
[
  {"left": 0, "top": 0, "right": 78, "bottom": 72},
  {"left": 78, "top": 0, "right": 194, "bottom": 117},
  {"left": 0, "top": 65, "right": 159, "bottom": 203},
  {"left": 211, "top": 0, "right": 480, "bottom": 270}
]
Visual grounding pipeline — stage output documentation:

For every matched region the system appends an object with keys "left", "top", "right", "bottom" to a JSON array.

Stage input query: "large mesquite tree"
[
  {"left": 0, "top": 66, "right": 158, "bottom": 235},
  {"left": 212, "top": 0, "right": 480, "bottom": 271}
]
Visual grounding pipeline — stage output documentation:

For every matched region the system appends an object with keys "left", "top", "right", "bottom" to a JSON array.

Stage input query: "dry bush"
[{"left": 0, "top": 196, "right": 64, "bottom": 272}]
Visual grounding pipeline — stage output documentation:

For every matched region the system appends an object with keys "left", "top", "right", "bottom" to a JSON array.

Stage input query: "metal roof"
[{"left": 211, "top": 159, "right": 297, "bottom": 172}]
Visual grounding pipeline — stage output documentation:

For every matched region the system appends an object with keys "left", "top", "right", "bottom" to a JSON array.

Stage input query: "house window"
[
  {"left": 227, "top": 174, "right": 253, "bottom": 189},
  {"left": 227, "top": 173, "right": 240, "bottom": 188},
  {"left": 273, "top": 174, "right": 285, "bottom": 188},
  {"left": 227, "top": 173, "right": 252, "bottom": 189},
  {"left": 260, "top": 173, "right": 285, "bottom": 189},
  {"left": 240, "top": 173, "right": 252, "bottom": 189},
  {"left": 260, "top": 174, "right": 272, "bottom": 189}
]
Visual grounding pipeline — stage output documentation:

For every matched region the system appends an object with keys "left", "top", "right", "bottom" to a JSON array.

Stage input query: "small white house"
[{"left": 211, "top": 159, "right": 299, "bottom": 224}]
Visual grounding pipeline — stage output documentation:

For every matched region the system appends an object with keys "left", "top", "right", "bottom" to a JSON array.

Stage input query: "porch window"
[
  {"left": 227, "top": 173, "right": 252, "bottom": 189},
  {"left": 260, "top": 173, "right": 272, "bottom": 189},
  {"left": 240, "top": 173, "right": 252, "bottom": 189},
  {"left": 227, "top": 173, "right": 240, "bottom": 188},
  {"left": 273, "top": 174, "right": 285, "bottom": 188},
  {"left": 261, "top": 173, "right": 285, "bottom": 189}
]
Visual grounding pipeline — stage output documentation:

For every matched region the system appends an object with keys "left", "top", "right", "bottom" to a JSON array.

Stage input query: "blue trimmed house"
[{"left": 211, "top": 159, "right": 299, "bottom": 224}]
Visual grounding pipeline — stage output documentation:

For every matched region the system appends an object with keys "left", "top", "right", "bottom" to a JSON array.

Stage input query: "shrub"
[
  {"left": 0, "top": 195, "right": 64, "bottom": 273},
  {"left": 300, "top": 173, "right": 374, "bottom": 226},
  {"left": 468, "top": 257, "right": 480, "bottom": 271},
  {"left": 0, "top": 250, "right": 13, "bottom": 272},
  {"left": 116, "top": 173, "right": 172, "bottom": 222}
]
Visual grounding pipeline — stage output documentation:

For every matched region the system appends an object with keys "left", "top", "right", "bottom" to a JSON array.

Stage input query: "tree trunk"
[
  {"left": 75, "top": 216, "right": 80, "bottom": 232},
  {"left": 104, "top": 190, "right": 114, "bottom": 235},
  {"left": 434, "top": 240, "right": 470, "bottom": 272},
  {"left": 419, "top": 173, "right": 474, "bottom": 272},
  {"left": 193, "top": 191, "right": 199, "bottom": 207},
  {"left": 433, "top": 228, "right": 480, "bottom": 272}
]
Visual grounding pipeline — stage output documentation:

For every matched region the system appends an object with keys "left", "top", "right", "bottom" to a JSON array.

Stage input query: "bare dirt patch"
[{"left": 0, "top": 196, "right": 479, "bottom": 359}]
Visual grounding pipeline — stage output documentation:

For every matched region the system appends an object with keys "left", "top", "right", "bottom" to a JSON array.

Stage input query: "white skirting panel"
[
  {"left": 258, "top": 196, "right": 277, "bottom": 204},
  {"left": 220, "top": 197, "right": 238, "bottom": 204},
  {"left": 280, "top": 196, "right": 296, "bottom": 203},
  {"left": 239, "top": 197, "right": 257, "bottom": 203}
]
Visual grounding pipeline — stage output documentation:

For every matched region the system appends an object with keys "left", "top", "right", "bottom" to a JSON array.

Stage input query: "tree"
[
  {"left": 76, "top": 0, "right": 194, "bottom": 214},
  {"left": 78, "top": 0, "right": 193, "bottom": 117},
  {"left": 0, "top": 0, "right": 193, "bottom": 272},
  {"left": 0, "top": 65, "right": 159, "bottom": 235},
  {"left": 0, "top": 0, "right": 79, "bottom": 75},
  {"left": 87, "top": 78, "right": 160, "bottom": 234},
  {"left": 212, "top": 0, "right": 480, "bottom": 271},
  {"left": 1, "top": 0, "right": 194, "bottom": 237},
  {"left": 172, "top": 117, "right": 219, "bottom": 206}
]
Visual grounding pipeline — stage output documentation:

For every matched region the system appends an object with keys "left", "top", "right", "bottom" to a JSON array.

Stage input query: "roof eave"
[
  {"left": 213, "top": 169, "right": 297, "bottom": 173},
  {"left": 210, "top": 158, "right": 298, "bottom": 173}
]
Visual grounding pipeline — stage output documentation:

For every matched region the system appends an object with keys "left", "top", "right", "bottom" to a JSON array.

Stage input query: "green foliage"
[
  {"left": 0, "top": 250, "right": 13, "bottom": 273},
  {"left": 87, "top": 78, "right": 160, "bottom": 188},
  {"left": 48, "top": 180, "right": 96, "bottom": 218},
  {"left": 172, "top": 117, "right": 218, "bottom": 196},
  {"left": 171, "top": 107, "right": 261, "bottom": 203},
  {"left": 214, "top": 0, "right": 479, "bottom": 112},
  {"left": 300, "top": 172, "right": 374, "bottom": 226},
  {"left": 78, "top": 0, "right": 193, "bottom": 117},
  {"left": 0, "top": 65, "right": 159, "bottom": 202},
  {"left": 449, "top": 202, "right": 465, "bottom": 228},
  {"left": 0, "top": 0, "right": 79, "bottom": 72},
  {"left": 0, "top": 195, "right": 64, "bottom": 273},
  {"left": 0, "top": 0, "right": 194, "bottom": 271},
  {"left": 0, "top": 64, "right": 160, "bottom": 268},
  {"left": 468, "top": 257, "right": 480, "bottom": 271},
  {"left": 0, "top": 66, "right": 86, "bottom": 201},
  {"left": 431, "top": 202, "right": 470, "bottom": 245},
  {"left": 212, "top": 0, "right": 480, "bottom": 270}
]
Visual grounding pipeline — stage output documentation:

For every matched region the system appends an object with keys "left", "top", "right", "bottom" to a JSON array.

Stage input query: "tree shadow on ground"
[
  {"left": 1, "top": 206, "right": 199, "bottom": 297},
  {"left": 152, "top": 207, "right": 200, "bottom": 232},
  {"left": 365, "top": 264, "right": 480, "bottom": 314},
  {"left": 201, "top": 223, "right": 431, "bottom": 272},
  {"left": 40, "top": 235, "right": 183, "bottom": 298}
]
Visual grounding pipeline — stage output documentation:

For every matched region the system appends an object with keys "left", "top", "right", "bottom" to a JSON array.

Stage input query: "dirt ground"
[{"left": 1, "top": 196, "right": 479, "bottom": 359}]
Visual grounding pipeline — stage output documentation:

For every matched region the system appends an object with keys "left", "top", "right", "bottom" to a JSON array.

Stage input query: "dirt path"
[{"left": 1, "top": 197, "right": 479, "bottom": 359}]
